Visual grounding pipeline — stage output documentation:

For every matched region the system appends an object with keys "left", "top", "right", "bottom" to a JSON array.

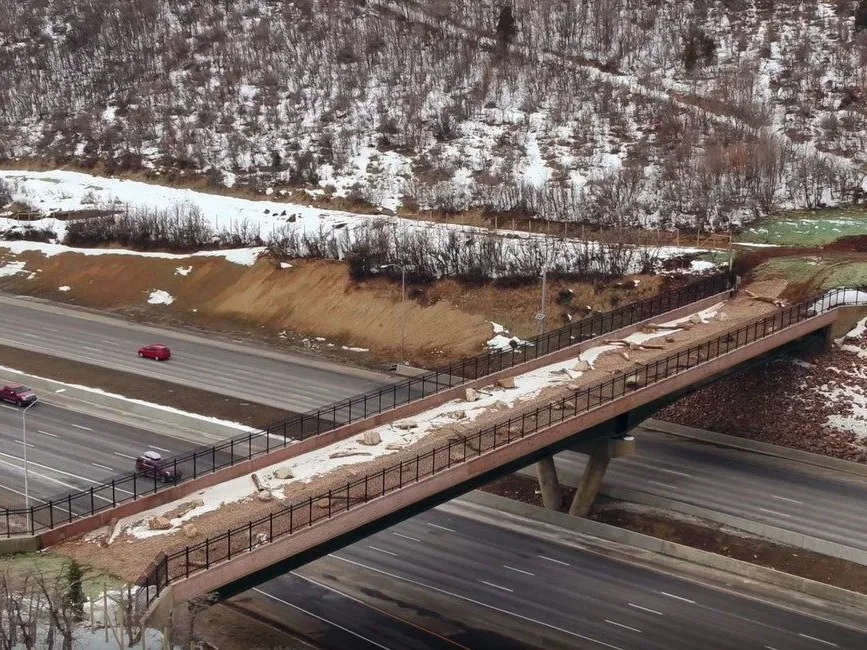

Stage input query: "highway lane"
[
  {"left": 0, "top": 293, "right": 399, "bottom": 416},
  {"left": 249, "top": 508, "right": 866, "bottom": 649},
  {"left": 0, "top": 401, "right": 204, "bottom": 513},
  {"left": 541, "top": 426, "right": 867, "bottom": 551}
]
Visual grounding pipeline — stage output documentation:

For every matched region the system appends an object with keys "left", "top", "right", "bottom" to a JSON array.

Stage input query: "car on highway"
[
  {"left": 137, "top": 344, "right": 171, "bottom": 361},
  {"left": 0, "top": 384, "right": 37, "bottom": 407},
  {"left": 135, "top": 451, "right": 182, "bottom": 483}
]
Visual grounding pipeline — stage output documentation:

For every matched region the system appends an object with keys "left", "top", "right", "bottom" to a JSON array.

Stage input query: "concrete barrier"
[
  {"left": 641, "top": 419, "right": 867, "bottom": 478},
  {"left": 0, "top": 535, "right": 40, "bottom": 555},
  {"left": 600, "top": 485, "right": 867, "bottom": 566},
  {"left": 449, "top": 491, "right": 867, "bottom": 613}
]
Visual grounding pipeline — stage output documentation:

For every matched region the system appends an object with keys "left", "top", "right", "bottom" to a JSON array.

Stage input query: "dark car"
[
  {"left": 138, "top": 344, "right": 171, "bottom": 361},
  {"left": 135, "top": 451, "right": 181, "bottom": 483},
  {"left": 0, "top": 384, "right": 37, "bottom": 406}
]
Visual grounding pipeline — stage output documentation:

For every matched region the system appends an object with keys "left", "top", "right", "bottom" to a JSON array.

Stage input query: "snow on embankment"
[{"left": 0, "top": 170, "right": 709, "bottom": 276}]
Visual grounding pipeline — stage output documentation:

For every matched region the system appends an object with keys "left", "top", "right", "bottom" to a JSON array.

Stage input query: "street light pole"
[
  {"left": 400, "top": 265, "right": 406, "bottom": 363},
  {"left": 538, "top": 267, "right": 548, "bottom": 337},
  {"left": 22, "top": 400, "right": 36, "bottom": 530}
]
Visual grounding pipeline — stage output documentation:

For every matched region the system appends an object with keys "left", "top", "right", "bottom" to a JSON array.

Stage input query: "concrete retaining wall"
[{"left": 454, "top": 490, "right": 867, "bottom": 612}]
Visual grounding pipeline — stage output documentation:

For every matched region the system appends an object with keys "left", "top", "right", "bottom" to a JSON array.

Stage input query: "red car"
[
  {"left": 0, "top": 384, "right": 37, "bottom": 406},
  {"left": 137, "top": 344, "right": 171, "bottom": 361}
]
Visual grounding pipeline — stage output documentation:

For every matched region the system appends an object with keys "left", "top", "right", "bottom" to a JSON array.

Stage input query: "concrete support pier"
[
  {"left": 535, "top": 456, "right": 564, "bottom": 511},
  {"left": 569, "top": 436, "right": 635, "bottom": 517}
]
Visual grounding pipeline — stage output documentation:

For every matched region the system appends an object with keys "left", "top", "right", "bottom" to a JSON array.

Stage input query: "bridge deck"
[{"left": 53, "top": 280, "right": 798, "bottom": 586}]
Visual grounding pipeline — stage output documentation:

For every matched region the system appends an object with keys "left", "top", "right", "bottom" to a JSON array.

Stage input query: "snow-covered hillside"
[{"left": 1, "top": 0, "right": 865, "bottom": 227}]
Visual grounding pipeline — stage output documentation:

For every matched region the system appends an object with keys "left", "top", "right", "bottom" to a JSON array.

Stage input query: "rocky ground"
[{"left": 659, "top": 315, "right": 867, "bottom": 463}]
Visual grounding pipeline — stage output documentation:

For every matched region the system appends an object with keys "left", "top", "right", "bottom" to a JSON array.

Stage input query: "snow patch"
[
  {"left": 174, "top": 266, "right": 193, "bottom": 276},
  {"left": 0, "top": 261, "right": 26, "bottom": 277},
  {"left": 57, "top": 285, "right": 70, "bottom": 292},
  {"left": 147, "top": 290, "right": 174, "bottom": 305}
]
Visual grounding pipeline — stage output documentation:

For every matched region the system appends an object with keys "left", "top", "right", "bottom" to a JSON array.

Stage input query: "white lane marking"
[
  {"left": 657, "top": 468, "right": 692, "bottom": 478},
  {"left": 72, "top": 424, "right": 92, "bottom": 431},
  {"left": 148, "top": 445, "right": 170, "bottom": 453},
  {"left": 101, "top": 340, "right": 121, "bottom": 346},
  {"left": 605, "top": 620, "right": 642, "bottom": 633},
  {"left": 332, "top": 555, "right": 625, "bottom": 650},
  {"left": 14, "top": 440, "right": 35, "bottom": 448},
  {"left": 0, "top": 405, "right": 16, "bottom": 411},
  {"left": 770, "top": 494, "right": 803, "bottom": 505},
  {"left": 391, "top": 532, "right": 420, "bottom": 542},
  {"left": 628, "top": 603, "right": 663, "bottom": 616},
  {"left": 91, "top": 463, "right": 115, "bottom": 472},
  {"left": 480, "top": 580, "right": 513, "bottom": 593},
  {"left": 367, "top": 545, "right": 398, "bottom": 557},
  {"left": 758, "top": 507, "right": 791, "bottom": 518},
  {"left": 503, "top": 565, "right": 534, "bottom": 576},
  {"left": 114, "top": 452, "right": 137, "bottom": 460},
  {"left": 0, "top": 456, "right": 106, "bottom": 496},
  {"left": 425, "top": 522, "right": 455, "bottom": 533},
  {"left": 0, "top": 451, "right": 133, "bottom": 496},
  {"left": 41, "top": 327, "right": 59, "bottom": 333},
  {"left": 38, "top": 430, "right": 58, "bottom": 438},
  {"left": 252, "top": 588, "right": 393, "bottom": 650},
  {"left": 660, "top": 592, "right": 695, "bottom": 604},
  {"left": 797, "top": 633, "right": 838, "bottom": 647},
  {"left": 765, "top": 646, "right": 782, "bottom": 650},
  {"left": 81, "top": 346, "right": 102, "bottom": 353},
  {"left": 537, "top": 554, "right": 570, "bottom": 566},
  {"left": 648, "top": 480, "right": 677, "bottom": 489}
]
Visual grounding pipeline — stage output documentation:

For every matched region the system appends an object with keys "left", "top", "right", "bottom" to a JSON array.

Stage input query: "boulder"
[
  {"left": 573, "top": 360, "right": 591, "bottom": 373},
  {"left": 274, "top": 467, "right": 294, "bottom": 480},
  {"left": 182, "top": 524, "right": 199, "bottom": 539},
  {"left": 449, "top": 410, "right": 467, "bottom": 420},
  {"left": 360, "top": 430, "right": 382, "bottom": 446},
  {"left": 492, "top": 400, "right": 511, "bottom": 411},
  {"left": 330, "top": 450, "right": 372, "bottom": 459},
  {"left": 148, "top": 516, "right": 172, "bottom": 531},
  {"left": 717, "top": 312, "right": 729, "bottom": 322},
  {"left": 256, "top": 489, "right": 273, "bottom": 502},
  {"left": 465, "top": 388, "right": 480, "bottom": 402},
  {"left": 625, "top": 374, "right": 639, "bottom": 388},
  {"left": 385, "top": 442, "right": 405, "bottom": 451},
  {"left": 618, "top": 351, "right": 630, "bottom": 361},
  {"left": 394, "top": 421, "right": 418, "bottom": 430},
  {"left": 665, "top": 336, "right": 676, "bottom": 343},
  {"left": 497, "top": 376, "right": 516, "bottom": 389},
  {"left": 688, "top": 313, "right": 704, "bottom": 325}
]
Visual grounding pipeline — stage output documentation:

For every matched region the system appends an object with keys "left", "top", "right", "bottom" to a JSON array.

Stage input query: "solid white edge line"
[
  {"left": 331, "top": 554, "right": 625, "bottom": 650},
  {"left": 391, "top": 532, "right": 421, "bottom": 542},
  {"left": 536, "top": 554, "right": 570, "bottom": 566},
  {"left": 770, "top": 495, "right": 803, "bottom": 505},
  {"left": 425, "top": 522, "right": 455, "bottom": 532},
  {"left": 91, "top": 463, "right": 115, "bottom": 472},
  {"left": 252, "top": 587, "right": 394, "bottom": 650},
  {"left": 71, "top": 424, "right": 93, "bottom": 431},
  {"left": 758, "top": 507, "right": 791, "bottom": 518}
]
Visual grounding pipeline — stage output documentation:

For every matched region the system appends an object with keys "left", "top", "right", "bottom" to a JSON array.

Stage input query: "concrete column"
[
  {"left": 568, "top": 436, "right": 635, "bottom": 517},
  {"left": 535, "top": 455, "right": 564, "bottom": 511},
  {"left": 568, "top": 443, "right": 611, "bottom": 517}
]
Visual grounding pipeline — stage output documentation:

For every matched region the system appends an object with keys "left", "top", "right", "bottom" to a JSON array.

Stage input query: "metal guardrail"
[
  {"left": 0, "top": 274, "right": 732, "bottom": 537},
  {"left": 140, "top": 286, "right": 863, "bottom": 606}
]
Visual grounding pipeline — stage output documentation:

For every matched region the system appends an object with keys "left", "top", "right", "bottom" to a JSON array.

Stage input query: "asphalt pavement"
[
  {"left": 0, "top": 400, "right": 202, "bottom": 512},
  {"left": 249, "top": 508, "right": 867, "bottom": 649},
  {"left": 537, "top": 426, "right": 867, "bottom": 550},
  {"left": 0, "top": 293, "right": 396, "bottom": 415}
]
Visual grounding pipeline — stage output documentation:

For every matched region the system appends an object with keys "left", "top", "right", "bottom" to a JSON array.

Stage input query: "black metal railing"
[
  {"left": 0, "top": 274, "right": 732, "bottom": 537},
  {"left": 138, "top": 286, "right": 863, "bottom": 606}
]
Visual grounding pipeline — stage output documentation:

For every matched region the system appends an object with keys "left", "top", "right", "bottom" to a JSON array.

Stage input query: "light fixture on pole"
[{"left": 380, "top": 264, "right": 407, "bottom": 363}]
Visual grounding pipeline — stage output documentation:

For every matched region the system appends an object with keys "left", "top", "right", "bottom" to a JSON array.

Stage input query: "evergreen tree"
[
  {"left": 856, "top": 0, "right": 867, "bottom": 31},
  {"left": 495, "top": 5, "right": 517, "bottom": 55}
]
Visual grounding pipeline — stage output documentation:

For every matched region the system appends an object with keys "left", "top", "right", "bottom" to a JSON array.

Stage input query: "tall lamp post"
[
  {"left": 22, "top": 388, "right": 65, "bottom": 532},
  {"left": 381, "top": 264, "right": 407, "bottom": 363}
]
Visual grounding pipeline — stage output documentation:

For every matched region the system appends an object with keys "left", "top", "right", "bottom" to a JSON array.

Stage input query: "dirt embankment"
[{"left": 0, "top": 246, "right": 664, "bottom": 367}]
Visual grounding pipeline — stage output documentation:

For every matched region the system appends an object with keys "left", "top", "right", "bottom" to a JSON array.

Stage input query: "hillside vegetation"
[{"left": 2, "top": 0, "right": 866, "bottom": 229}]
